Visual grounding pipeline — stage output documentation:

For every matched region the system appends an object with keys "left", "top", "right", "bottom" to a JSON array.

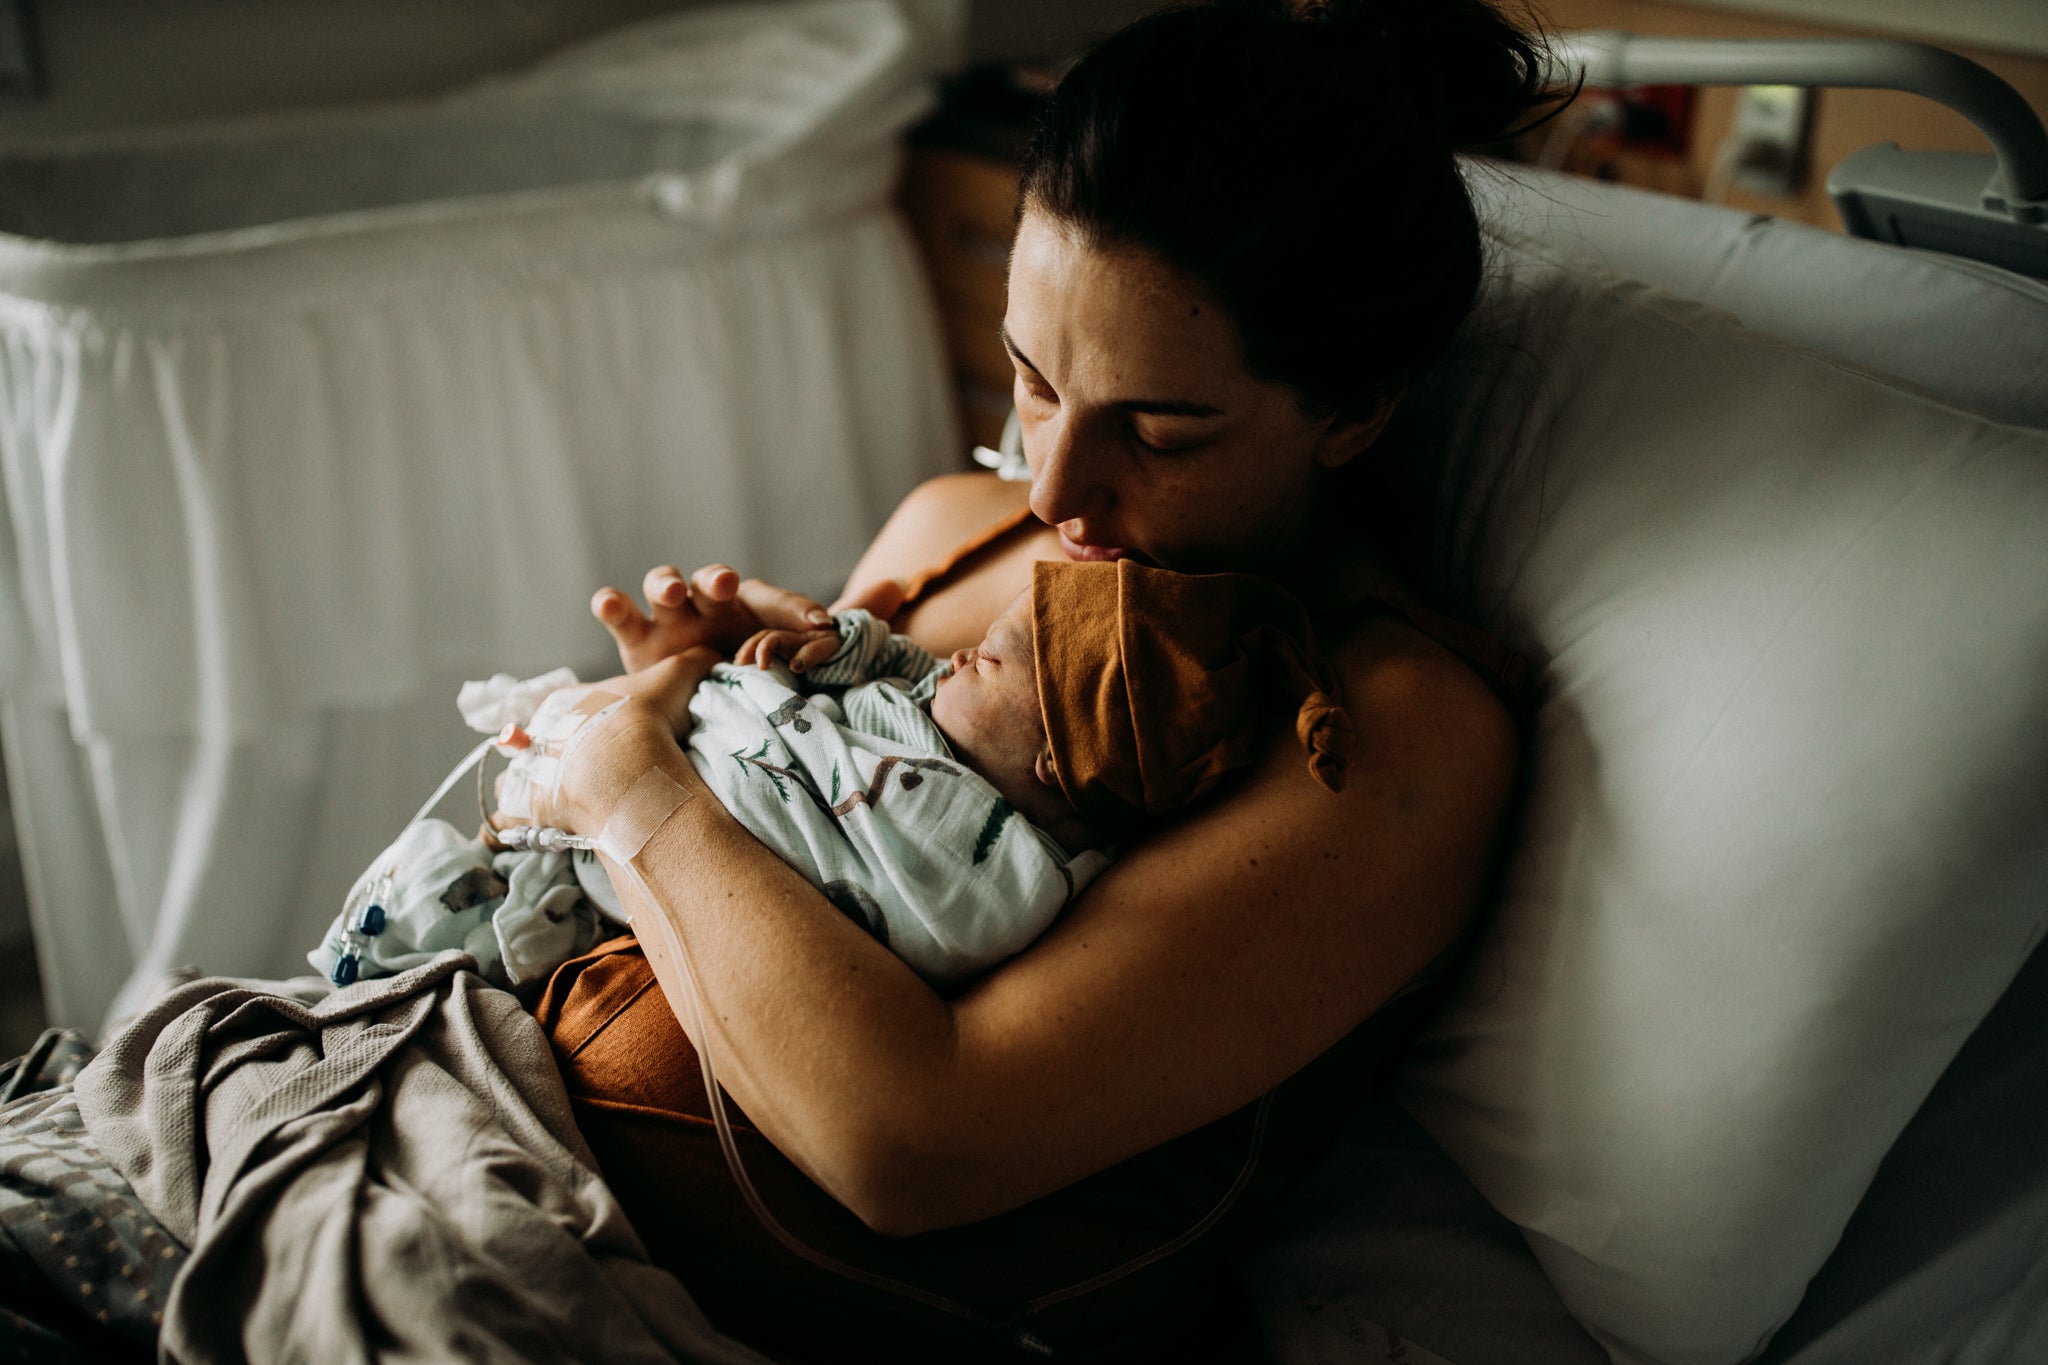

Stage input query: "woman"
[{"left": 522, "top": 1, "right": 1555, "bottom": 1359}]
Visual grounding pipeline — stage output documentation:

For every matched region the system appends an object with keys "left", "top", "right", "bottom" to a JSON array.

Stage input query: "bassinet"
[{"left": 0, "top": 0, "right": 963, "bottom": 1030}]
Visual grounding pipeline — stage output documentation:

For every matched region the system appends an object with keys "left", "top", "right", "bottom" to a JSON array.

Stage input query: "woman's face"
[{"left": 1003, "top": 207, "right": 1386, "bottom": 575}]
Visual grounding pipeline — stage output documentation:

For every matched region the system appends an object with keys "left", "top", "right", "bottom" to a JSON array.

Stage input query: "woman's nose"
[{"left": 1026, "top": 410, "right": 1110, "bottom": 527}]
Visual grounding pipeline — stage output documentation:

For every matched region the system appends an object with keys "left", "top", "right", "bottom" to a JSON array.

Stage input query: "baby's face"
[{"left": 928, "top": 589, "right": 1053, "bottom": 813}]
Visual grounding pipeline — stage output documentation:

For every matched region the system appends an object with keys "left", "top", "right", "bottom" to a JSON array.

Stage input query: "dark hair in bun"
[{"left": 1019, "top": 0, "right": 1566, "bottom": 417}]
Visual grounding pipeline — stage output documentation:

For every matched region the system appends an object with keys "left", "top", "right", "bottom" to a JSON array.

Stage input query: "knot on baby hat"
[
  {"left": 1031, "top": 559, "right": 1351, "bottom": 836},
  {"left": 1296, "top": 689, "right": 1354, "bottom": 792}
]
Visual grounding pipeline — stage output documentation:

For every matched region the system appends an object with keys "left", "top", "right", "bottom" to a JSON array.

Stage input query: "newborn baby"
[{"left": 312, "top": 560, "right": 1351, "bottom": 990}]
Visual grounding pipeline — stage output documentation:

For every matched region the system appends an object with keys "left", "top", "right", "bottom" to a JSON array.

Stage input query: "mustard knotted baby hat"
[{"left": 1030, "top": 559, "right": 1352, "bottom": 837}]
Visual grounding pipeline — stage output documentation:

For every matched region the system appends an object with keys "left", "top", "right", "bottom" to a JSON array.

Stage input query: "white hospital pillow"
[
  {"left": 1465, "top": 162, "right": 2048, "bottom": 430},
  {"left": 1395, "top": 236, "right": 2048, "bottom": 1365}
]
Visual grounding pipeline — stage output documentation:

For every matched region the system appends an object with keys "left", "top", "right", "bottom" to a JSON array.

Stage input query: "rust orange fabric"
[{"left": 1031, "top": 559, "right": 1352, "bottom": 838}]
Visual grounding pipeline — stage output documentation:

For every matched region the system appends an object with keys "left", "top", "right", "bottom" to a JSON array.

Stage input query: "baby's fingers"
[
  {"left": 789, "top": 633, "right": 841, "bottom": 674},
  {"left": 734, "top": 628, "right": 781, "bottom": 669}
]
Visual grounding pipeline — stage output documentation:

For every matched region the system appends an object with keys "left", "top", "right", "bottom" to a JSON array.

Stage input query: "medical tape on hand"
[
  {"left": 595, "top": 766, "right": 694, "bottom": 863},
  {"left": 495, "top": 687, "right": 627, "bottom": 821}
]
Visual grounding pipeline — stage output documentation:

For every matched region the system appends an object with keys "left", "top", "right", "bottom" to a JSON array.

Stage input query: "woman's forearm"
[{"left": 597, "top": 754, "right": 967, "bottom": 1230}]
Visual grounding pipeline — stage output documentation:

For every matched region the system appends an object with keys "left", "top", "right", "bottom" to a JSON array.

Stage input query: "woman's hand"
[
  {"left": 593, "top": 563, "right": 835, "bottom": 674},
  {"left": 493, "top": 648, "right": 720, "bottom": 837}
]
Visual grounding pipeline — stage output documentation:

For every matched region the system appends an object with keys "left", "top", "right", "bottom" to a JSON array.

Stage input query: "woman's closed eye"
[
  {"left": 1129, "top": 418, "right": 1214, "bottom": 455},
  {"left": 1015, "top": 369, "right": 1058, "bottom": 409},
  {"left": 1130, "top": 426, "right": 1196, "bottom": 455}
]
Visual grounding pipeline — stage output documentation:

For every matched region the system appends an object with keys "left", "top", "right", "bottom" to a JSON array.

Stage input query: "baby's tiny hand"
[{"left": 736, "top": 626, "right": 840, "bottom": 673}]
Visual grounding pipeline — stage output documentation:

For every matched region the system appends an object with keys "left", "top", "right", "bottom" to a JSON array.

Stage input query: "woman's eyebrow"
[
  {"left": 999, "top": 324, "right": 1038, "bottom": 373},
  {"left": 999, "top": 325, "right": 1225, "bottom": 419}
]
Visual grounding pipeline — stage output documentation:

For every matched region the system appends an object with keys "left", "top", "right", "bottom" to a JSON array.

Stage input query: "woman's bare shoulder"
[
  {"left": 839, "top": 472, "right": 1031, "bottom": 602},
  {"left": 1332, "top": 607, "right": 1521, "bottom": 782}
]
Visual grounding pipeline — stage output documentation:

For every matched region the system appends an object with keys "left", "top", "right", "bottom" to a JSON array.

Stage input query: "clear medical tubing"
[{"left": 1547, "top": 33, "right": 2048, "bottom": 210}]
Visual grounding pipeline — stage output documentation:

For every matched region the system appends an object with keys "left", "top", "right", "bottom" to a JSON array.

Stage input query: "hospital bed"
[{"left": 1, "top": 4, "right": 2045, "bottom": 1363}]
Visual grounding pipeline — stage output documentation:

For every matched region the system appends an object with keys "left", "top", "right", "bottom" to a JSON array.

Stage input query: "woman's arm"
[{"left": 582, "top": 607, "right": 1519, "bottom": 1236}]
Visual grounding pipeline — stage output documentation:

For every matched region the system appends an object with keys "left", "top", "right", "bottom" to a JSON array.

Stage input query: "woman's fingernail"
[{"left": 807, "top": 609, "right": 832, "bottom": 626}]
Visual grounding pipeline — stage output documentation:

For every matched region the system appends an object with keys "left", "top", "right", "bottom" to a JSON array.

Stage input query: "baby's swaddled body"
[{"left": 309, "top": 610, "right": 1105, "bottom": 992}]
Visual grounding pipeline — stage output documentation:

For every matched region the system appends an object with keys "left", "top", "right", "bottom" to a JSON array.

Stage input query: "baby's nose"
[{"left": 950, "top": 647, "right": 975, "bottom": 672}]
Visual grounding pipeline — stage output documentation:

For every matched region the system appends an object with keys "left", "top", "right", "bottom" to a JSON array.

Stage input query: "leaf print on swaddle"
[
  {"left": 733, "top": 740, "right": 793, "bottom": 802},
  {"left": 826, "top": 756, "right": 962, "bottom": 815},
  {"left": 972, "top": 797, "right": 1015, "bottom": 865},
  {"left": 735, "top": 749, "right": 962, "bottom": 826}
]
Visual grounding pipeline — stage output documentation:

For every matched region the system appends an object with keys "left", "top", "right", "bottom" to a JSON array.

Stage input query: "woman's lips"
[{"left": 1058, "top": 530, "right": 1128, "bottom": 562}]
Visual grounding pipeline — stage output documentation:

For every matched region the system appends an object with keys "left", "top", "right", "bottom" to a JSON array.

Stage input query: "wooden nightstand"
[{"left": 895, "top": 67, "right": 1046, "bottom": 456}]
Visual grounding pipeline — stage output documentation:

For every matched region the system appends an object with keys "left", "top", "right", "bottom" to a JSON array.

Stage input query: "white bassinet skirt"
[{"left": 0, "top": 0, "right": 966, "bottom": 1029}]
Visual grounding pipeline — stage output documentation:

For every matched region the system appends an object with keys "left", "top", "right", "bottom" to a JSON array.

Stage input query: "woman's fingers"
[
  {"left": 604, "top": 564, "right": 746, "bottom": 668},
  {"left": 591, "top": 588, "right": 654, "bottom": 669},
  {"left": 643, "top": 564, "right": 689, "bottom": 612},
  {"left": 592, "top": 586, "right": 643, "bottom": 632},
  {"left": 735, "top": 576, "right": 832, "bottom": 633},
  {"left": 690, "top": 563, "right": 741, "bottom": 604},
  {"left": 603, "top": 561, "right": 825, "bottom": 665}
]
